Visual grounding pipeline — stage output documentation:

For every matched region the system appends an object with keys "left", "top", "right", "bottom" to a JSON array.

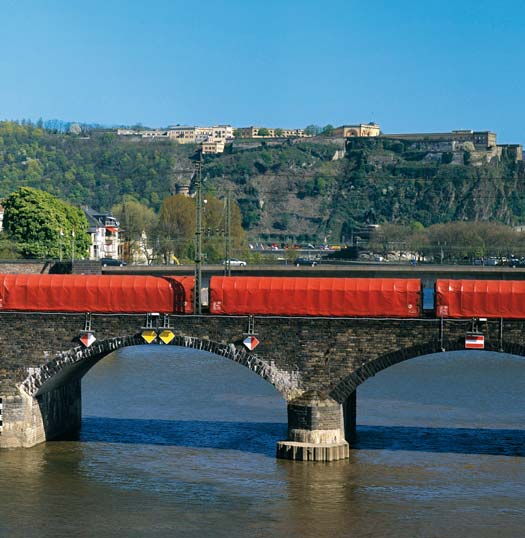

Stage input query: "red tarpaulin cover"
[
  {"left": 436, "top": 279, "right": 525, "bottom": 319},
  {"left": 209, "top": 276, "right": 421, "bottom": 317},
  {"left": 164, "top": 275, "right": 194, "bottom": 314},
  {"left": 0, "top": 274, "right": 194, "bottom": 314}
]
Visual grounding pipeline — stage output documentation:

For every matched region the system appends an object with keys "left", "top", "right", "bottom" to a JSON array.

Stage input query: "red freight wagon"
[
  {"left": 0, "top": 274, "right": 194, "bottom": 314},
  {"left": 209, "top": 276, "right": 421, "bottom": 317},
  {"left": 435, "top": 279, "right": 525, "bottom": 319}
]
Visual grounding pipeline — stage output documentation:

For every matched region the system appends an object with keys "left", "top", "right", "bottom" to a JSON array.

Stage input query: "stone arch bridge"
[{"left": 1, "top": 312, "right": 523, "bottom": 461}]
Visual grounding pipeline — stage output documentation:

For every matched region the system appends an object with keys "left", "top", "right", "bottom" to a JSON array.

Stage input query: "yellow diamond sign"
[
  {"left": 159, "top": 329, "right": 175, "bottom": 344},
  {"left": 141, "top": 329, "right": 157, "bottom": 344}
]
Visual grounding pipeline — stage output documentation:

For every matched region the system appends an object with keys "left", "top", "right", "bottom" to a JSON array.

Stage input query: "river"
[{"left": 0, "top": 347, "right": 524, "bottom": 537}]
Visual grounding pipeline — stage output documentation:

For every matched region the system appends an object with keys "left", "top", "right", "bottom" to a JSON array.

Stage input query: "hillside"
[
  {"left": 205, "top": 137, "right": 525, "bottom": 242},
  {"left": 0, "top": 122, "right": 524, "bottom": 243},
  {"left": 0, "top": 122, "right": 196, "bottom": 211}
]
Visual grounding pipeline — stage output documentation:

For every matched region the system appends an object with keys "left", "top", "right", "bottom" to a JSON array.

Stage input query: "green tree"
[
  {"left": 3, "top": 187, "right": 90, "bottom": 259},
  {"left": 428, "top": 222, "right": 478, "bottom": 260},
  {"left": 0, "top": 235, "right": 20, "bottom": 259},
  {"left": 258, "top": 128, "right": 270, "bottom": 137},
  {"left": 156, "top": 194, "right": 195, "bottom": 263},
  {"left": 369, "top": 223, "right": 414, "bottom": 255},
  {"left": 274, "top": 128, "right": 284, "bottom": 137},
  {"left": 322, "top": 124, "right": 334, "bottom": 136},
  {"left": 304, "top": 124, "right": 322, "bottom": 136},
  {"left": 112, "top": 198, "right": 158, "bottom": 264},
  {"left": 202, "top": 194, "right": 247, "bottom": 262}
]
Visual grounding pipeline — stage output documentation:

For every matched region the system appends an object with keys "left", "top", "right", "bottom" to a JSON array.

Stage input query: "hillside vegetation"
[
  {"left": 0, "top": 122, "right": 195, "bottom": 210},
  {"left": 0, "top": 122, "right": 524, "bottom": 243}
]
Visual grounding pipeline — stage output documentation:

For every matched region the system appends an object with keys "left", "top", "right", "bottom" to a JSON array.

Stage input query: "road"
[{"left": 105, "top": 262, "right": 525, "bottom": 286}]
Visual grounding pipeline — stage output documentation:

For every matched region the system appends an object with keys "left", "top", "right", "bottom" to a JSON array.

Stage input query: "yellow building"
[
  {"left": 168, "top": 127, "right": 197, "bottom": 142},
  {"left": 118, "top": 125, "right": 234, "bottom": 144},
  {"left": 235, "top": 126, "right": 309, "bottom": 138},
  {"left": 201, "top": 141, "right": 225, "bottom": 154},
  {"left": 170, "top": 125, "right": 234, "bottom": 144},
  {"left": 332, "top": 123, "right": 381, "bottom": 138}
]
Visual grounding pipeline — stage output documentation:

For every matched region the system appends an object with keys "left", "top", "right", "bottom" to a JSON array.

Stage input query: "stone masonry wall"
[
  {"left": 1, "top": 380, "right": 81, "bottom": 447},
  {"left": 0, "top": 261, "right": 49, "bottom": 274},
  {"left": 1, "top": 313, "right": 525, "bottom": 402}
]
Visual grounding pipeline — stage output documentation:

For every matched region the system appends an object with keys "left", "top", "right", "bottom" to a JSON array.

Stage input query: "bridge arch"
[
  {"left": 20, "top": 334, "right": 299, "bottom": 401},
  {"left": 330, "top": 339, "right": 525, "bottom": 403}
]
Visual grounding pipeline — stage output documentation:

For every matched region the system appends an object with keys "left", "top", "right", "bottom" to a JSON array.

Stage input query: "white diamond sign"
[
  {"left": 243, "top": 335, "right": 260, "bottom": 351},
  {"left": 80, "top": 332, "right": 96, "bottom": 348}
]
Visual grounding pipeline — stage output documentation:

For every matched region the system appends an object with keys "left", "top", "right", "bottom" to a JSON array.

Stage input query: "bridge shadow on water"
[
  {"left": 356, "top": 425, "right": 525, "bottom": 457},
  {"left": 78, "top": 417, "right": 525, "bottom": 458},
  {"left": 80, "top": 416, "right": 287, "bottom": 457}
]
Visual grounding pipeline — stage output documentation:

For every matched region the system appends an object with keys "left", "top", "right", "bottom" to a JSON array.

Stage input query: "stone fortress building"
[
  {"left": 380, "top": 129, "right": 522, "bottom": 163},
  {"left": 117, "top": 125, "right": 234, "bottom": 154},
  {"left": 117, "top": 121, "right": 522, "bottom": 162},
  {"left": 234, "top": 126, "right": 310, "bottom": 138},
  {"left": 334, "top": 125, "right": 522, "bottom": 164},
  {"left": 332, "top": 123, "right": 381, "bottom": 137}
]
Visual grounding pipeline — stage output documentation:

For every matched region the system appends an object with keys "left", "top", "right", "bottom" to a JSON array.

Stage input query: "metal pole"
[
  {"left": 224, "top": 190, "right": 232, "bottom": 277},
  {"left": 193, "top": 155, "right": 203, "bottom": 314},
  {"left": 499, "top": 317, "right": 504, "bottom": 352}
]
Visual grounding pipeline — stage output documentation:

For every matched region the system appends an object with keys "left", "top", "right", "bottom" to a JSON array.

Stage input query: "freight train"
[{"left": 1, "top": 274, "right": 525, "bottom": 319}]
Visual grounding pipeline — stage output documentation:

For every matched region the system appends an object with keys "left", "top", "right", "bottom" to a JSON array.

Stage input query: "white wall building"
[{"left": 83, "top": 208, "right": 121, "bottom": 260}]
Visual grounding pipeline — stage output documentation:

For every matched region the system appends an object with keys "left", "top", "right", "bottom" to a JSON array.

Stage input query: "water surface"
[{"left": 0, "top": 347, "right": 524, "bottom": 537}]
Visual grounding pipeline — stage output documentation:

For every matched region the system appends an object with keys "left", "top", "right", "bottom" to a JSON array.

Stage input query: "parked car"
[
  {"left": 223, "top": 258, "right": 247, "bottom": 267},
  {"left": 100, "top": 258, "right": 127, "bottom": 267},
  {"left": 294, "top": 257, "right": 318, "bottom": 267}
]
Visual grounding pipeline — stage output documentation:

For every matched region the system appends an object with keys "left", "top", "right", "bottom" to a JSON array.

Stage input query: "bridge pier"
[
  {"left": 0, "top": 381, "right": 81, "bottom": 449},
  {"left": 276, "top": 391, "right": 349, "bottom": 461}
]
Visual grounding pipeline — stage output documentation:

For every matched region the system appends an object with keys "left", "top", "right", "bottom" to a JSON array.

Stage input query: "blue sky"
[{"left": 1, "top": 0, "right": 524, "bottom": 142}]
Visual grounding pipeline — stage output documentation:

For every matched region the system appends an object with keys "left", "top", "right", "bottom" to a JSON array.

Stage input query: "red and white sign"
[
  {"left": 465, "top": 333, "right": 484, "bottom": 349},
  {"left": 243, "top": 335, "right": 260, "bottom": 351},
  {"left": 80, "top": 332, "right": 96, "bottom": 348}
]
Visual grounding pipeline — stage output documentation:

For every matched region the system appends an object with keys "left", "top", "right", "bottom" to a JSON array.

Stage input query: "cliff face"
[{"left": 204, "top": 138, "right": 525, "bottom": 242}]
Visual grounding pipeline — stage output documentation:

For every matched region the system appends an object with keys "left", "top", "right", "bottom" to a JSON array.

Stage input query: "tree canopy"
[
  {"left": 112, "top": 198, "right": 158, "bottom": 264},
  {"left": 3, "top": 187, "right": 90, "bottom": 259},
  {"left": 157, "top": 194, "right": 196, "bottom": 263},
  {"left": 155, "top": 193, "right": 246, "bottom": 263},
  {"left": 369, "top": 221, "right": 525, "bottom": 262}
]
